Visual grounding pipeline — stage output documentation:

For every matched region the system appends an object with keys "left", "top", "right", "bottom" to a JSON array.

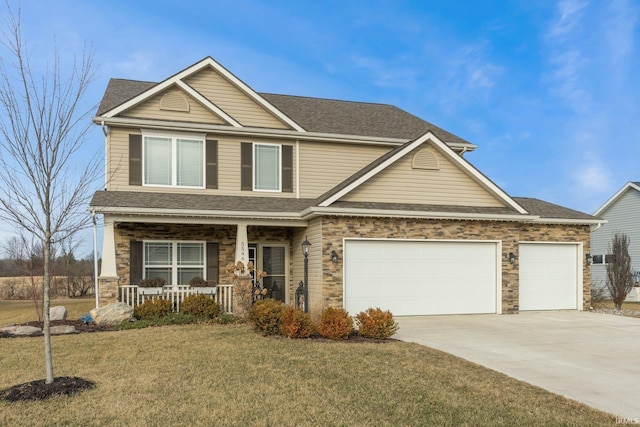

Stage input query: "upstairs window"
[
  {"left": 254, "top": 143, "right": 281, "bottom": 191},
  {"left": 143, "top": 133, "right": 204, "bottom": 188}
]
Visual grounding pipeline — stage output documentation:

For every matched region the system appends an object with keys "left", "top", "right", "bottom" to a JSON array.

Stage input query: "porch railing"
[{"left": 119, "top": 285, "right": 234, "bottom": 314}]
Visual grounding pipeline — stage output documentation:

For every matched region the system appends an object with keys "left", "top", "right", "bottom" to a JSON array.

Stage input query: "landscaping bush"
[
  {"left": 180, "top": 294, "right": 222, "bottom": 319},
  {"left": 134, "top": 299, "right": 172, "bottom": 320},
  {"left": 280, "top": 306, "right": 315, "bottom": 338},
  {"left": 247, "top": 298, "right": 285, "bottom": 336},
  {"left": 355, "top": 307, "right": 399, "bottom": 340},
  {"left": 138, "top": 277, "right": 166, "bottom": 288},
  {"left": 317, "top": 307, "right": 353, "bottom": 340}
]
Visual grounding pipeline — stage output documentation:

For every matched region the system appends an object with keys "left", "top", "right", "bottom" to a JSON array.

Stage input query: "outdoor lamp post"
[{"left": 301, "top": 236, "right": 311, "bottom": 313}]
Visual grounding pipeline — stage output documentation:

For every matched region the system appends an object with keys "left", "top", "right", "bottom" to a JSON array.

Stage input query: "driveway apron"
[{"left": 394, "top": 311, "right": 640, "bottom": 419}]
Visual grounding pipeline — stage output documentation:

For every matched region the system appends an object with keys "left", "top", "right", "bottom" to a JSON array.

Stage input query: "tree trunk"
[{"left": 43, "top": 233, "right": 54, "bottom": 384}]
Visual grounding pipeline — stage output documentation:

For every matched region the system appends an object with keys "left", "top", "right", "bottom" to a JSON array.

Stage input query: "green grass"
[
  {"left": 0, "top": 301, "right": 616, "bottom": 426},
  {"left": 0, "top": 298, "right": 96, "bottom": 325}
]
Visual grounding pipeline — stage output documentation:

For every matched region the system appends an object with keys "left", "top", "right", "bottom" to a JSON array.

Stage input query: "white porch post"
[
  {"left": 101, "top": 219, "right": 118, "bottom": 277},
  {"left": 96, "top": 217, "right": 119, "bottom": 306},
  {"left": 235, "top": 222, "right": 249, "bottom": 268}
]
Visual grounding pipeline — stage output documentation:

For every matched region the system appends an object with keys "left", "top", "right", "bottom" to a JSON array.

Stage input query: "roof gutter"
[
  {"left": 92, "top": 116, "right": 478, "bottom": 151},
  {"left": 301, "top": 206, "right": 539, "bottom": 222}
]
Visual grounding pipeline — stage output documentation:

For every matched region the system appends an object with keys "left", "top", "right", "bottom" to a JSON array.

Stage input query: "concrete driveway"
[{"left": 394, "top": 311, "right": 640, "bottom": 419}]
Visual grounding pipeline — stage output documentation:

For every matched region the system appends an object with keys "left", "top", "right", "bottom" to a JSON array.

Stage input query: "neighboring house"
[
  {"left": 89, "top": 56, "right": 602, "bottom": 317},
  {"left": 591, "top": 182, "right": 640, "bottom": 293}
]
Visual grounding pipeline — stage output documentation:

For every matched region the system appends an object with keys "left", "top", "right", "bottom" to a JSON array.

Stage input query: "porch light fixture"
[
  {"left": 331, "top": 250, "right": 339, "bottom": 264},
  {"left": 586, "top": 253, "right": 592, "bottom": 264},
  {"left": 301, "top": 236, "right": 311, "bottom": 313},
  {"left": 508, "top": 252, "right": 516, "bottom": 264}
]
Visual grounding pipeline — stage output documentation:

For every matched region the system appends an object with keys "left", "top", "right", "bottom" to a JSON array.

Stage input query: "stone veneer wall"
[{"left": 319, "top": 217, "right": 590, "bottom": 315}]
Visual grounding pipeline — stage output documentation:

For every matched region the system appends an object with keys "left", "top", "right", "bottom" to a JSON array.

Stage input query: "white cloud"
[{"left": 349, "top": 54, "right": 420, "bottom": 90}]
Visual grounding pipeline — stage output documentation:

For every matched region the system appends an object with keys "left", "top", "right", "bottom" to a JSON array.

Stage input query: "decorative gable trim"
[
  {"left": 593, "top": 181, "right": 640, "bottom": 216},
  {"left": 160, "top": 92, "right": 189, "bottom": 112},
  {"left": 101, "top": 57, "right": 305, "bottom": 132},
  {"left": 411, "top": 148, "right": 439, "bottom": 170},
  {"left": 317, "top": 131, "right": 528, "bottom": 214}
]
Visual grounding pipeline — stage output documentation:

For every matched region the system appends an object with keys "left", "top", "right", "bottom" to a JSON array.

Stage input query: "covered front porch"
[{"left": 96, "top": 215, "right": 312, "bottom": 314}]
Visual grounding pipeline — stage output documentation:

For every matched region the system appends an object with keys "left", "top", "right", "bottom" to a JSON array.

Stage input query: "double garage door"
[{"left": 344, "top": 240, "right": 580, "bottom": 316}]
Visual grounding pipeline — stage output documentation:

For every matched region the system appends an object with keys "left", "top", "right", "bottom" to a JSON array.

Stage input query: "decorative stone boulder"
[
  {"left": 50, "top": 306, "right": 67, "bottom": 321},
  {"left": 90, "top": 302, "right": 134, "bottom": 326},
  {"left": 51, "top": 325, "right": 77, "bottom": 335},
  {"left": 0, "top": 325, "right": 41, "bottom": 336}
]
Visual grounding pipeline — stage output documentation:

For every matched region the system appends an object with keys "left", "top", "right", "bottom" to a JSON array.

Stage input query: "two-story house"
[{"left": 90, "top": 56, "right": 601, "bottom": 317}]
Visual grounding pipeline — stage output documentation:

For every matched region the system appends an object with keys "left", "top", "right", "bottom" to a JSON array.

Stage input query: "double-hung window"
[
  {"left": 254, "top": 143, "right": 281, "bottom": 192},
  {"left": 144, "top": 241, "right": 205, "bottom": 286},
  {"left": 143, "top": 133, "right": 205, "bottom": 188}
]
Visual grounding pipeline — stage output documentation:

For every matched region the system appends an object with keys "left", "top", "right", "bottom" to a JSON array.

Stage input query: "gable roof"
[
  {"left": 593, "top": 181, "right": 640, "bottom": 216},
  {"left": 98, "top": 56, "right": 305, "bottom": 131},
  {"left": 315, "top": 131, "right": 527, "bottom": 214},
  {"left": 95, "top": 61, "right": 473, "bottom": 146}
]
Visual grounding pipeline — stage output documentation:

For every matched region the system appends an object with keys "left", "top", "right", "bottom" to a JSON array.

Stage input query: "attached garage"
[
  {"left": 519, "top": 243, "right": 581, "bottom": 311},
  {"left": 344, "top": 239, "right": 500, "bottom": 316}
]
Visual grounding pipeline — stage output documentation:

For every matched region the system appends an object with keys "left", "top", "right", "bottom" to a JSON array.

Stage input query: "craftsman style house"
[{"left": 90, "top": 56, "right": 601, "bottom": 317}]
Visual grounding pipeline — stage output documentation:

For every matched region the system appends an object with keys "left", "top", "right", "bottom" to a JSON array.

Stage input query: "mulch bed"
[
  {"left": 1, "top": 319, "right": 115, "bottom": 338},
  {"left": 0, "top": 376, "right": 95, "bottom": 402}
]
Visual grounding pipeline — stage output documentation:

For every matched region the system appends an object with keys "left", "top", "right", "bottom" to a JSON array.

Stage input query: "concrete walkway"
[{"left": 394, "top": 311, "right": 640, "bottom": 419}]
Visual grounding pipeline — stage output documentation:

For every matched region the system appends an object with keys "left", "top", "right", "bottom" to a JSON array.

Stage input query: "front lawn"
[{"left": 0, "top": 315, "right": 615, "bottom": 425}]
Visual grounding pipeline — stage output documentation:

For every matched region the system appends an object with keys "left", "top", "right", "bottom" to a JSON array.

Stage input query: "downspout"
[
  {"left": 296, "top": 139, "right": 300, "bottom": 199},
  {"left": 101, "top": 121, "right": 108, "bottom": 189},
  {"left": 91, "top": 210, "right": 100, "bottom": 308}
]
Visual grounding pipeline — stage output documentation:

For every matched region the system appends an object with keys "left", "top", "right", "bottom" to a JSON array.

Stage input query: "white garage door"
[
  {"left": 344, "top": 240, "right": 499, "bottom": 316},
  {"left": 519, "top": 243, "right": 579, "bottom": 311}
]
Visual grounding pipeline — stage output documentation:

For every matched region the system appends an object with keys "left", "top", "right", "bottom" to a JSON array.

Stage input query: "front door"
[{"left": 261, "top": 246, "right": 287, "bottom": 303}]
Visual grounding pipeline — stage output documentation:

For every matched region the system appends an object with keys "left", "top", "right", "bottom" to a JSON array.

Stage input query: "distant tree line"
[{"left": 0, "top": 236, "right": 98, "bottom": 300}]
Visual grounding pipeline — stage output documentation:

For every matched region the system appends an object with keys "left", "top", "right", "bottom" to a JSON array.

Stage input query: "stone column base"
[{"left": 98, "top": 276, "right": 119, "bottom": 307}]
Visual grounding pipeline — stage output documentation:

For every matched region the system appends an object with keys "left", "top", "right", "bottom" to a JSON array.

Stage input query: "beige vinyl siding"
[
  {"left": 299, "top": 141, "right": 390, "bottom": 198},
  {"left": 106, "top": 127, "right": 298, "bottom": 197},
  {"left": 341, "top": 144, "right": 506, "bottom": 207},
  {"left": 106, "top": 127, "right": 138, "bottom": 191},
  {"left": 124, "top": 87, "right": 226, "bottom": 124},
  {"left": 185, "top": 68, "right": 289, "bottom": 130}
]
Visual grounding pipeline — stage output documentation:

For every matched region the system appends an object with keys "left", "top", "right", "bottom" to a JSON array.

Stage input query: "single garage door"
[
  {"left": 519, "top": 243, "right": 579, "bottom": 311},
  {"left": 344, "top": 239, "right": 499, "bottom": 316}
]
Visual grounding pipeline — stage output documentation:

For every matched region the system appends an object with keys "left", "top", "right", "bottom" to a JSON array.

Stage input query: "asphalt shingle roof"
[
  {"left": 512, "top": 197, "right": 599, "bottom": 220},
  {"left": 96, "top": 78, "right": 471, "bottom": 144}
]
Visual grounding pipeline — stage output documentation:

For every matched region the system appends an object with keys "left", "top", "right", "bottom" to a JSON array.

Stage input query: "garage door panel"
[
  {"left": 519, "top": 243, "right": 578, "bottom": 311},
  {"left": 344, "top": 240, "right": 498, "bottom": 316}
]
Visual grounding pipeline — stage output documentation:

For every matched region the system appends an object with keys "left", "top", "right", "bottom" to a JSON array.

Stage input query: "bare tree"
[
  {"left": 605, "top": 232, "right": 634, "bottom": 310},
  {"left": 0, "top": 5, "right": 98, "bottom": 384}
]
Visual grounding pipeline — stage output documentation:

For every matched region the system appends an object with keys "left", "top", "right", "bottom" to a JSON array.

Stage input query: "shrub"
[
  {"left": 138, "top": 277, "right": 166, "bottom": 288},
  {"left": 188, "top": 276, "right": 208, "bottom": 287},
  {"left": 134, "top": 299, "right": 172, "bottom": 320},
  {"left": 180, "top": 294, "right": 222, "bottom": 319},
  {"left": 355, "top": 307, "right": 399, "bottom": 340},
  {"left": 247, "top": 298, "right": 284, "bottom": 336},
  {"left": 317, "top": 307, "right": 353, "bottom": 340},
  {"left": 280, "top": 306, "right": 315, "bottom": 338}
]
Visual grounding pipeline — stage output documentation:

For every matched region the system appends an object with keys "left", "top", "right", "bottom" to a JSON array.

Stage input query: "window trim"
[
  {"left": 143, "top": 240, "right": 207, "bottom": 287},
  {"left": 141, "top": 131, "right": 206, "bottom": 189},
  {"left": 252, "top": 142, "right": 282, "bottom": 192}
]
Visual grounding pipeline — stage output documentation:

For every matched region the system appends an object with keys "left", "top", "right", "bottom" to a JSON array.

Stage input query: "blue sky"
[{"left": 1, "top": 0, "right": 639, "bottom": 256}]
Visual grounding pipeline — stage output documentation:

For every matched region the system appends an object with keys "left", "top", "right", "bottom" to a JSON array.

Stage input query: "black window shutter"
[
  {"left": 282, "top": 145, "right": 293, "bottom": 193},
  {"left": 206, "top": 139, "right": 218, "bottom": 189},
  {"left": 241, "top": 142, "right": 253, "bottom": 191},
  {"left": 130, "top": 241, "right": 143, "bottom": 285},
  {"left": 206, "top": 242, "right": 219, "bottom": 285},
  {"left": 129, "top": 134, "right": 142, "bottom": 186}
]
